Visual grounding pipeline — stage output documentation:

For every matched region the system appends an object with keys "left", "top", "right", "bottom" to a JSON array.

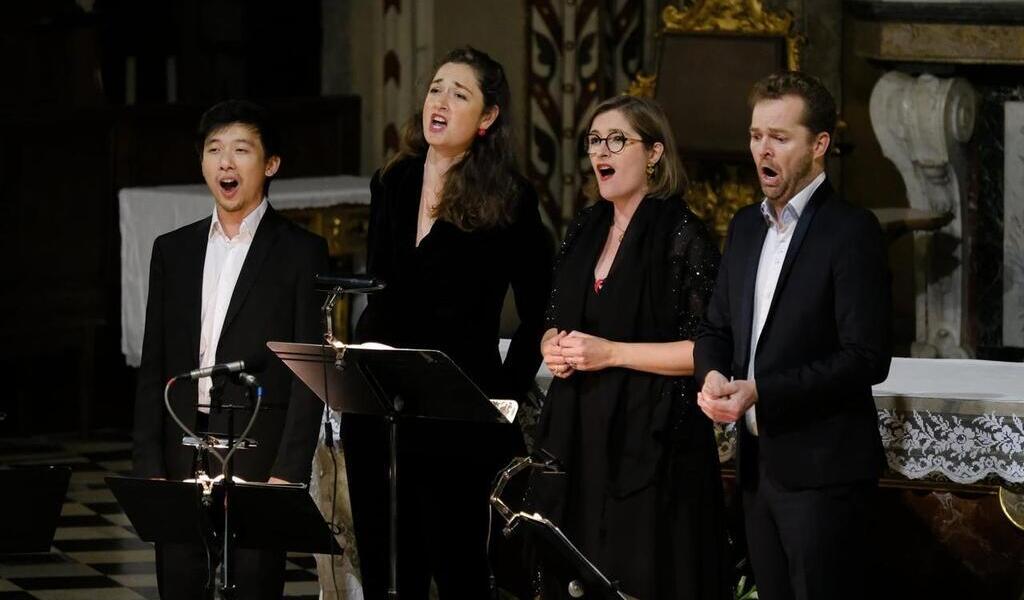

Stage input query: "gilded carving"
[
  {"left": 663, "top": 0, "right": 789, "bottom": 36},
  {"left": 786, "top": 36, "right": 802, "bottom": 73},
  {"left": 686, "top": 178, "right": 756, "bottom": 242},
  {"left": 626, "top": 73, "right": 656, "bottom": 98},
  {"left": 662, "top": 0, "right": 803, "bottom": 70},
  {"left": 626, "top": 0, "right": 803, "bottom": 105}
]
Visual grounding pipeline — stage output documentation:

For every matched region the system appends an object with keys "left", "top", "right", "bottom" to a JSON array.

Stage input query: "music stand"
[
  {"left": 106, "top": 477, "right": 214, "bottom": 546},
  {"left": 268, "top": 340, "right": 518, "bottom": 599},
  {"left": 229, "top": 482, "right": 341, "bottom": 554},
  {"left": 0, "top": 466, "right": 71, "bottom": 553},
  {"left": 107, "top": 477, "right": 342, "bottom": 552}
]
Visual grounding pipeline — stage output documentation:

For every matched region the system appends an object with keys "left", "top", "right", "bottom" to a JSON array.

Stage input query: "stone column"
[
  {"left": 380, "top": 0, "right": 435, "bottom": 159},
  {"left": 870, "top": 71, "right": 977, "bottom": 358}
]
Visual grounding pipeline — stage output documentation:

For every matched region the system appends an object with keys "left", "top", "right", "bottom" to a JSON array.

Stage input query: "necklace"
[
  {"left": 417, "top": 184, "right": 439, "bottom": 245},
  {"left": 610, "top": 221, "right": 627, "bottom": 242}
]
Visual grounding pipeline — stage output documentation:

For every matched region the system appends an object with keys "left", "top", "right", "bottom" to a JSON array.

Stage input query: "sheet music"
[
  {"left": 338, "top": 341, "right": 395, "bottom": 350},
  {"left": 489, "top": 399, "right": 519, "bottom": 423}
]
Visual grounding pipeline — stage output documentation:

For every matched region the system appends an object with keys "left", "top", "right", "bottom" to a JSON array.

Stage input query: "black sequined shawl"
[{"left": 533, "top": 195, "right": 720, "bottom": 501}]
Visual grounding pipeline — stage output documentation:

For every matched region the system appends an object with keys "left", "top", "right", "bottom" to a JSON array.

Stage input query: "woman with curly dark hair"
[
  {"left": 356, "top": 46, "right": 549, "bottom": 390},
  {"left": 345, "top": 46, "right": 552, "bottom": 599}
]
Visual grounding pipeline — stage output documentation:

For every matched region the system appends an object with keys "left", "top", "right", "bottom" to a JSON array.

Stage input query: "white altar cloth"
[{"left": 874, "top": 358, "right": 1024, "bottom": 484}]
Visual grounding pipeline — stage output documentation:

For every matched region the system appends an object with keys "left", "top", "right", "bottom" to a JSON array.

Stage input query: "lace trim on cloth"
[
  {"left": 879, "top": 409, "right": 1024, "bottom": 485},
  {"left": 715, "top": 423, "right": 737, "bottom": 464}
]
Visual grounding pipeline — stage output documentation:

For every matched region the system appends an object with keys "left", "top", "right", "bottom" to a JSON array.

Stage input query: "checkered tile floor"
[{"left": 0, "top": 434, "right": 321, "bottom": 599}]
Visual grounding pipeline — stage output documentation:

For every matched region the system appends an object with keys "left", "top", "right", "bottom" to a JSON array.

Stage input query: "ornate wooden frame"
[{"left": 628, "top": 0, "right": 803, "bottom": 97}]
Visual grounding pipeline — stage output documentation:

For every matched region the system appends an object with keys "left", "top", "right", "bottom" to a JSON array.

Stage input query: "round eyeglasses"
[{"left": 584, "top": 132, "right": 644, "bottom": 155}]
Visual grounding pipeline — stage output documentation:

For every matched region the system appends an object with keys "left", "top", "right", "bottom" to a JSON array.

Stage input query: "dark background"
[{"left": 0, "top": 0, "right": 360, "bottom": 436}]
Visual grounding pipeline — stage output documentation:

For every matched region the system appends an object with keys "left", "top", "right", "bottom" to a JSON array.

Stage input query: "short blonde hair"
[{"left": 582, "top": 95, "right": 687, "bottom": 202}]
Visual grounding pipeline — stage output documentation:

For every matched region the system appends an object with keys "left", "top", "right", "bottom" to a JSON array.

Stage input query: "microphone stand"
[
  {"left": 164, "top": 367, "right": 264, "bottom": 600},
  {"left": 489, "top": 456, "right": 637, "bottom": 600},
  {"left": 215, "top": 376, "right": 260, "bottom": 600},
  {"left": 318, "top": 279, "right": 401, "bottom": 598}
]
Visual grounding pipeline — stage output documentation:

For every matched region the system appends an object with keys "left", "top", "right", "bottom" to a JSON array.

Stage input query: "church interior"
[{"left": 1, "top": 0, "right": 1024, "bottom": 598}]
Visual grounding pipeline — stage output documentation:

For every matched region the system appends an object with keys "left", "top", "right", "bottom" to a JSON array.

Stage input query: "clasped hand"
[
  {"left": 697, "top": 370, "right": 758, "bottom": 423},
  {"left": 542, "top": 330, "right": 616, "bottom": 378}
]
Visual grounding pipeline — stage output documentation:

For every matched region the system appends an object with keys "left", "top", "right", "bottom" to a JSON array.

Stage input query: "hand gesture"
[
  {"left": 697, "top": 370, "right": 758, "bottom": 424},
  {"left": 559, "top": 331, "right": 617, "bottom": 372},
  {"left": 542, "top": 330, "right": 575, "bottom": 379}
]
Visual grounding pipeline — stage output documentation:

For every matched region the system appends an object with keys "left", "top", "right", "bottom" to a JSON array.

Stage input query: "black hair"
[{"left": 196, "top": 100, "right": 282, "bottom": 195}]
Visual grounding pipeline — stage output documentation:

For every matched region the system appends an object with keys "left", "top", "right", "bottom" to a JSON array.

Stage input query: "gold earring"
[{"left": 646, "top": 162, "right": 655, "bottom": 178}]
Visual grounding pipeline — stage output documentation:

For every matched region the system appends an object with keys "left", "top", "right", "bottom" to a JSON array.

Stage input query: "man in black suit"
[
  {"left": 132, "top": 100, "right": 328, "bottom": 599},
  {"left": 695, "top": 72, "right": 891, "bottom": 600}
]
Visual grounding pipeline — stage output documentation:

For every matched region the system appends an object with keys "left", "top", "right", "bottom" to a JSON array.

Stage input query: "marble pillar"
[
  {"left": 870, "top": 71, "right": 977, "bottom": 358},
  {"left": 1005, "top": 102, "right": 1024, "bottom": 347},
  {"left": 380, "top": 0, "right": 435, "bottom": 159}
]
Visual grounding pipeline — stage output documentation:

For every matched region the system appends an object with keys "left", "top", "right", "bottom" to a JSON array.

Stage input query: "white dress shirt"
[
  {"left": 745, "top": 172, "right": 825, "bottom": 435},
  {"left": 197, "top": 199, "right": 268, "bottom": 412}
]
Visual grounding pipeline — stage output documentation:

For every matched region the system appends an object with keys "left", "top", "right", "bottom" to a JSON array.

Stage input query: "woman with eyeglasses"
[
  {"left": 532, "top": 95, "right": 731, "bottom": 599},
  {"left": 346, "top": 46, "right": 551, "bottom": 599}
]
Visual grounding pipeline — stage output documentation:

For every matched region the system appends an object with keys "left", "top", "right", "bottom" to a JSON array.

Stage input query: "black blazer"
[
  {"left": 694, "top": 180, "right": 891, "bottom": 489},
  {"left": 132, "top": 206, "right": 329, "bottom": 483},
  {"left": 354, "top": 155, "right": 552, "bottom": 399}
]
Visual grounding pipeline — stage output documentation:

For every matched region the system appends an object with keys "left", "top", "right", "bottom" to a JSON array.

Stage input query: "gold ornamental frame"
[
  {"left": 627, "top": 0, "right": 804, "bottom": 98},
  {"left": 662, "top": 0, "right": 803, "bottom": 71}
]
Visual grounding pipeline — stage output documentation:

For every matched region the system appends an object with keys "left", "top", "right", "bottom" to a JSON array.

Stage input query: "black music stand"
[
  {"left": 268, "top": 340, "right": 519, "bottom": 599},
  {"left": 107, "top": 477, "right": 213, "bottom": 545},
  {"left": 0, "top": 466, "right": 71, "bottom": 554},
  {"left": 229, "top": 482, "right": 342, "bottom": 554},
  {"left": 107, "top": 477, "right": 342, "bottom": 553}
]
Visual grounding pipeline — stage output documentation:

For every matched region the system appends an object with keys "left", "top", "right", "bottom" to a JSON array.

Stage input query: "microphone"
[
  {"left": 180, "top": 355, "right": 266, "bottom": 381},
  {"left": 314, "top": 274, "right": 385, "bottom": 293}
]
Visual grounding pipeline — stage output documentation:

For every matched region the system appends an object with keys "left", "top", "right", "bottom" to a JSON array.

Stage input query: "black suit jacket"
[
  {"left": 132, "top": 205, "right": 329, "bottom": 483},
  {"left": 695, "top": 180, "right": 891, "bottom": 489}
]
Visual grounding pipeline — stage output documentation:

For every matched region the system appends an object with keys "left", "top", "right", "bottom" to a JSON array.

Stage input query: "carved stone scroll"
[{"left": 870, "top": 71, "right": 977, "bottom": 358}]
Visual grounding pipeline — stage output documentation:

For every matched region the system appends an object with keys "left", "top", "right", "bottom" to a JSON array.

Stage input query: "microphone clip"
[{"left": 234, "top": 372, "right": 259, "bottom": 387}]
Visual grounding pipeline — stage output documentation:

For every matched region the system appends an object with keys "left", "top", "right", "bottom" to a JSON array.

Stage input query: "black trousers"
[
  {"left": 154, "top": 541, "right": 285, "bottom": 600},
  {"left": 742, "top": 460, "right": 878, "bottom": 600}
]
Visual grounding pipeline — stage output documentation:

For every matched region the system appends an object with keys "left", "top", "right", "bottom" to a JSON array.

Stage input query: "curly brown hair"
[{"left": 384, "top": 46, "right": 520, "bottom": 231}]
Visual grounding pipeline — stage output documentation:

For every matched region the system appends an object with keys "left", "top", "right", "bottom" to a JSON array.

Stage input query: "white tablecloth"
[
  {"left": 119, "top": 175, "right": 371, "bottom": 366},
  {"left": 873, "top": 358, "right": 1024, "bottom": 484},
  {"left": 873, "top": 358, "right": 1024, "bottom": 413}
]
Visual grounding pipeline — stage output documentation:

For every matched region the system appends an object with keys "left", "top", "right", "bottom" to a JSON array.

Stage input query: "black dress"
[
  {"left": 532, "top": 196, "right": 731, "bottom": 599},
  {"left": 354, "top": 155, "right": 552, "bottom": 399},
  {"left": 346, "top": 154, "right": 553, "bottom": 599}
]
